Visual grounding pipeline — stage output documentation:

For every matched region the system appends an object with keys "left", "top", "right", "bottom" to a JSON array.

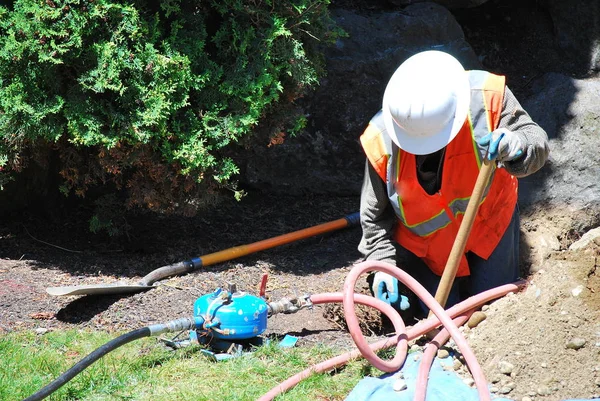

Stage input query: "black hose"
[{"left": 23, "top": 327, "right": 151, "bottom": 401}]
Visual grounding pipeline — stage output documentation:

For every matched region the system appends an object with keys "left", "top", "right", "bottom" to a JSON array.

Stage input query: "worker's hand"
[
  {"left": 371, "top": 272, "right": 411, "bottom": 311},
  {"left": 478, "top": 128, "right": 525, "bottom": 162}
]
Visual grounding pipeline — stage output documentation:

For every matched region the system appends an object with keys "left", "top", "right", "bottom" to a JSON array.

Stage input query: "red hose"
[
  {"left": 258, "top": 261, "right": 526, "bottom": 401},
  {"left": 344, "top": 261, "right": 490, "bottom": 400},
  {"left": 415, "top": 313, "right": 471, "bottom": 401},
  {"left": 257, "top": 293, "right": 406, "bottom": 401}
]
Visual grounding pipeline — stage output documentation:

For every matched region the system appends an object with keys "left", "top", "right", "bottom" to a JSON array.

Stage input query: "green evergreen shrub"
[{"left": 0, "top": 0, "right": 341, "bottom": 220}]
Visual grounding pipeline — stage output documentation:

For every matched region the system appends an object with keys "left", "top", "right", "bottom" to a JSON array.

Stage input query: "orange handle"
[
  {"left": 141, "top": 213, "right": 359, "bottom": 286},
  {"left": 199, "top": 214, "right": 358, "bottom": 266}
]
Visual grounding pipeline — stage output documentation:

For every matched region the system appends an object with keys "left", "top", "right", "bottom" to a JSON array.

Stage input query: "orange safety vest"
[{"left": 360, "top": 71, "right": 518, "bottom": 277}]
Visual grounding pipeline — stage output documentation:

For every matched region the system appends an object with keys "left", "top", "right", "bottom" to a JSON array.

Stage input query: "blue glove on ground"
[
  {"left": 477, "top": 128, "right": 524, "bottom": 161},
  {"left": 372, "top": 272, "right": 411, "bottom": 311}
]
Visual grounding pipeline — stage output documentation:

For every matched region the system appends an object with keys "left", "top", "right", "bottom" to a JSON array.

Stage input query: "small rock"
[
  {"left": 571, "top": 285, "right": 584, "bottom": 297},
  {"left": 537, "top": 385, "right": 551, "bottom": 396},
  {"left": 467, "top": 311, "right": 487, "bottom": 329},
  {"left": 539, "top": 233, "right": 562, "bottom": 251},
  {"left": 498, "top": 361, "right": 514, "bottom": 375},
  {"left": 490, "top": 386, "right": 499, "bottom": 393},
  {"left": 463, "top": 378, "right": 475, "bottom": 387},
  {"left": 393, "top": 379, "right": 407, "bottom": 392},
  {"left": 437, "top": 349, "right": 450, "bottom": 359},
  {"left": 499, "top": 386, "right": 513, "bottom": 394},
  {"left": 566, "top": 338, "right": 586, "bottom": 350},
  {"left": 453, "top": 358, "right": 463, "bottom": 371},
  {"left": 522, "top": 397, "right": 532, "bottom": 401},
  {"left": 410, "top": 344, "right": 421, "bottom": 353},
  {"left": 34, "top": 328, "right": 48, "bottom": 335}
]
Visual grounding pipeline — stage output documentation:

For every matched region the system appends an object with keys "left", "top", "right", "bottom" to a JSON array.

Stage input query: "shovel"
[
  {"left": 432, "top": 156, "right": 496, "bottom": 310},
  {"left": 46, "top": 212, "right": 360, "bottom": 297}
]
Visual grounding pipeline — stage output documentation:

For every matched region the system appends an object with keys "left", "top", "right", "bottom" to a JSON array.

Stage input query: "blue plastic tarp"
[{"left": 345, "top": 352, "right": 597, "bottom": 401}]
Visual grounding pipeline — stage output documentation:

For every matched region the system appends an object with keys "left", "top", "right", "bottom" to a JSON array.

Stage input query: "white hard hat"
[{"left": 382, "top": 50, "right": 470, "bottom": 155}]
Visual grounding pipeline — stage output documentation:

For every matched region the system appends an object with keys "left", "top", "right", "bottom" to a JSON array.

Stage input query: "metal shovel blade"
[{"left": 46, "top": 282, "right": 152, "bottom": 296}]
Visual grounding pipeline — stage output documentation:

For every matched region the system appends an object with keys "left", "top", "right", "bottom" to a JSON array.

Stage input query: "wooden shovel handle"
[{"left": 432, "top": 158, "right": 496, "bottom": 309}]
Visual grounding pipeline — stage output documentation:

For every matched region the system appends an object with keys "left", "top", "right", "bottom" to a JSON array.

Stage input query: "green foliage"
[{"left": 0, "top": 0, "right": 341, "bottom": 218}]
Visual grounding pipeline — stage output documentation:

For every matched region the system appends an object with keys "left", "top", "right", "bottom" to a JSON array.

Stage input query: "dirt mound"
[{"left": 462, "top": 245, "right": 600, "bottom": 400}]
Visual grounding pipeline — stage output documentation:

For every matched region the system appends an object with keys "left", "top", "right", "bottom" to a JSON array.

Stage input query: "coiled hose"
[{"left": 258, "top": 260, "right": 525, "bottom": 401}]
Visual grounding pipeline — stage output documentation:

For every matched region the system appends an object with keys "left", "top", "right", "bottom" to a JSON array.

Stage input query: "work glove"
[
  {"left": 371, "top": 272, "right": 411, "bottom": 311},
  {"left": 477, "top": 128, "right": 525, "bottom": 162}
]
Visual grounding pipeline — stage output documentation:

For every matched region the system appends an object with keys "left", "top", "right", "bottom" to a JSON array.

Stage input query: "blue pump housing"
[{"left": 194, "top": 288, "right": 268, "bottom": 340}]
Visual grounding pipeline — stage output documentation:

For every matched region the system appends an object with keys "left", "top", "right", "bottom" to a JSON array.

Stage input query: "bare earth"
[{"left": 1, "top": 194, "right": 599, "bottom": 401}]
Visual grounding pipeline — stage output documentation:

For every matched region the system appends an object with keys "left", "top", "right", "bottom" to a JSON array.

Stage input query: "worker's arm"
[
  {"left": 498, "top": 86, "right": 550, "bottom": 177},
  {"left": 357, "top": 160, "right": 397, "bottom": 265},
  {"left": 358, "top": 160, "right": 411, "bottom": 311}
]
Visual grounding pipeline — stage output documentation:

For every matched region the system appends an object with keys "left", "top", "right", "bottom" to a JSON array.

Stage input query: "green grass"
[{"left": 0, "top": 329, "right": 379, "bottom": 401}]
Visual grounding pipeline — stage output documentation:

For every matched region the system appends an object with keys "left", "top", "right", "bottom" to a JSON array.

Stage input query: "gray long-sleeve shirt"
[{"left": 358, "top": 86, "right": 550, "bottom": 266}]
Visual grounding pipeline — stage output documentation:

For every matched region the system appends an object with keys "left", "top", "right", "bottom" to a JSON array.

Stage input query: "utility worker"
[{"left": 358, "top": 50, "right": 549, "bottom": 316}]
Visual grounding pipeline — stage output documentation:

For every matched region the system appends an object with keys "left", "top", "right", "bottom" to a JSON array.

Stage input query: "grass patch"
[{"left": 0, "top": 329, "right": 377, "bottom": 401}]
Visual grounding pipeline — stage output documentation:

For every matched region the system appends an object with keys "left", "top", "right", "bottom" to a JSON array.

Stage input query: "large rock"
[
  {"left": 540, "top": 0, "right": 600, "bottom": 73},
  {"left": 520, "top": 73, "right": 600, "bottom": 220},
  {"left": 241, "top": 3, "right": 480, "bottom": 195},
  {"left": 518, "top": 73, "right": 600, "bottom": 270}
]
